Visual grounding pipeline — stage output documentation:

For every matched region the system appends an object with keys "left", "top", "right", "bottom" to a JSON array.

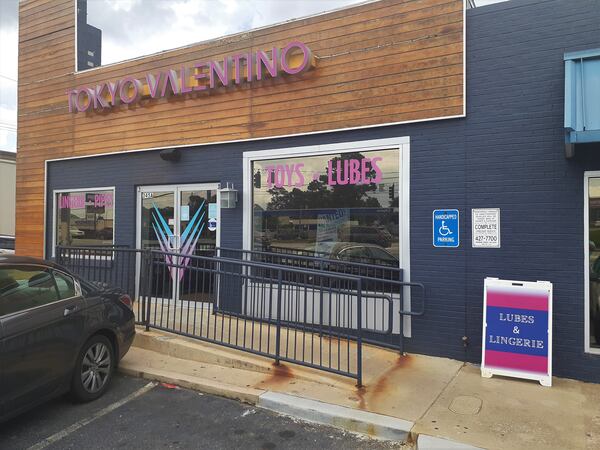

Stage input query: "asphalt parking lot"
[{"left": 0, "top": 374, "right": 404, "bottom": 450}]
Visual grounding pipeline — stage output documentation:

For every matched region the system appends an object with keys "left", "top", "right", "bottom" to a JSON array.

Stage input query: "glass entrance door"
[
  {"left": 177, "top": 188, "right": 218, "bottom": 302},
  {"left": 137, "top": 184, "right": 219, "bottom": 301}
]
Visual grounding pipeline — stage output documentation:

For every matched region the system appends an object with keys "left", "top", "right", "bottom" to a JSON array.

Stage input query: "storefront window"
[
  {"left": 55, "top": 189, "right": 114, "bottom": 247},
  {"left": 588, "top": 178, "right": 600, "bottom": 349},
  {"left": 252, "top": 149, "right": 400, "bottom": 266}
]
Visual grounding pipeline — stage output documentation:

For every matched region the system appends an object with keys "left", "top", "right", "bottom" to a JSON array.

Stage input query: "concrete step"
[
  {"left": 132, "top": 328, "right": 357, "bottom": 388},
  {"left": 119, "top": 346, "right": 266, "bottom": 404}
]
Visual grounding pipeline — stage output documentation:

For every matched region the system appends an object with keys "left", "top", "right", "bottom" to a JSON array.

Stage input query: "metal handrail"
[
  {"left": 56, "top": 245, "right": 429, "bottom": 385},
  {"left": 217, "top": 246, "right": 403, "bottom": 275},
  {"left": 216, "top": 247, "right": 425, "bottom": 317}
]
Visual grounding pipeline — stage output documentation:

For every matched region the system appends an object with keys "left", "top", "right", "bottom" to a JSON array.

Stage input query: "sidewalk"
[{"left": 119, "top": 328, "right": 600, "bottom": 449}]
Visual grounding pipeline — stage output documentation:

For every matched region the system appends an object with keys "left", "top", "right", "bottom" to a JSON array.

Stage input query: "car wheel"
[{"left": 70, "top": 335, "right": 114, "bottom": 402}]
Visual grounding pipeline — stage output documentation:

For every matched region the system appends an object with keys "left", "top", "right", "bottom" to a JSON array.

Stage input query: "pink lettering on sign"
[
  {"left": 265, "top": 164, "right": 305, "bottom": 189},
  {"left": 59, "top": 193, "right": 113, "bottom": 209},
  {"left": 68, "top": 41, "right": 314, "bottom": 114},
  {"left": 60, "top": 195, "right": 85, "bottom": 209},
  {"left": 94, "top": 193, "right": 113, "bottom": 208},
  {"left": 262, "top": 157, "right": 384, "bottom": 188},
  {"left": 327, "top": 157, "right": 382, "bottom": 186}
]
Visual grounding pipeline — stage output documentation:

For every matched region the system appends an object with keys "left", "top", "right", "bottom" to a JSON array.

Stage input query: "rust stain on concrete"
[
  {"left": 368, "top": 355, "right": 412, "bottom": 404},
  {"left": 350, "top": 356, "right": 411, "bottom": 411},
  {"left": 260, "top": 362, "right": 294, "bottom": 386},
  {"left": 355, "top": 386, "right": 367, "bottom": 410}
]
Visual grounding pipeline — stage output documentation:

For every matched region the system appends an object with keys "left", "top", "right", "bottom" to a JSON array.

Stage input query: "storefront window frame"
[
  {"left": 584, "top": 171, "right": 600, "bottom": 355},
  {"left": 51, "top": 186, "right": 116, "bottom": 257},
  {"left": 242, "top": 136, "right": 412, "bottom": 336}
]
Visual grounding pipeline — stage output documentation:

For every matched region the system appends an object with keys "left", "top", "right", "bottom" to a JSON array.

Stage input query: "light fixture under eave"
[{"left": 219, "top": 182, "right": 238, "bottom": 209}]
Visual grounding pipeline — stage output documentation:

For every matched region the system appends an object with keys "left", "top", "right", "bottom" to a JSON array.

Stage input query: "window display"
[
  {"left": 252, "top": 149, "right": 400, "bottom": 266},
  {"left": 55, "top": 189, "right": 114, "bottom": 248}
]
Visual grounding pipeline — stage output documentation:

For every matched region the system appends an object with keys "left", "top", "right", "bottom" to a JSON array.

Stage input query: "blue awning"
[{"left": 565, "top": 49, "right": 600, "bottom": 152}]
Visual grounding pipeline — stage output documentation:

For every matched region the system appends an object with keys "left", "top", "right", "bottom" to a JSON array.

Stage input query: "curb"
[
  {"left": 119, "top": 363, "right": 482, "bottom": 448},
  {"left": 119, "top": 362, "right": 413, "bottom": 442},
  {"left": 118, "top": 365, "right": 264, "bottom": 405},
  {"left": 416, "top": 435, "right": 485, "bottom": 450},
  {"left": 257, "top": 391, "right": 414, "bottom": 441}
]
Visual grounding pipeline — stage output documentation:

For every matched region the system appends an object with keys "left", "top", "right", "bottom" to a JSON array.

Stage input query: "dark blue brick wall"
[{"left": 47, "top": 0, "right": 600, "bottom": 382}]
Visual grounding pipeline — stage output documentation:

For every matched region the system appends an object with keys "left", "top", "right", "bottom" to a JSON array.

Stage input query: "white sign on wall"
[{"left": 472, "top": 208, "right": 500, "bottom": 248}]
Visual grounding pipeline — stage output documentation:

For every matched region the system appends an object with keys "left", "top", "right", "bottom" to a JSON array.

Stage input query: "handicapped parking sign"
[{"left": 433, "top": 209, "right": 459, "bottom": 248}]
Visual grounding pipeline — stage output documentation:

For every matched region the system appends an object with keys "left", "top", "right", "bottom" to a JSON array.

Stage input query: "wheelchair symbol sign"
[{"left": 433, "top": 209, "right": 459, "bottom": 247}]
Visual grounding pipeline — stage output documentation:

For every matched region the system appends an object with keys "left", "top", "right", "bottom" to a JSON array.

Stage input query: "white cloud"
[{"left": 86, "top": 0, "right": 367, "bottom": 65}]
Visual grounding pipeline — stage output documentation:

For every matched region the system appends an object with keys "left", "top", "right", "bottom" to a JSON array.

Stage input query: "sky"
[{"left": 0, "top": 0, "right": 510, "bottom": 153}]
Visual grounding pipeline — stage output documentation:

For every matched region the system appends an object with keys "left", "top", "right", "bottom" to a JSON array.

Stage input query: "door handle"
[{"left": 64, "top": 304, "right": 78, "bottom": 317}]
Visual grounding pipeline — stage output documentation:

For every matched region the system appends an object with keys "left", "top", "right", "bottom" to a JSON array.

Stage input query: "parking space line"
[{"left": 27, "top": 381, "right": 158, "bottom": 450}]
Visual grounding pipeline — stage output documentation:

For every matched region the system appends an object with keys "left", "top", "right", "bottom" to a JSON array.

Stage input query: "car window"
[
  {"left": 54, "top": 271, "right": 77, "bottom": 299},
  {"left": 0, "top": 238, "right": 15, "bottom": 250},
  {"left": 0, "top": 266, "right": 59, "bottom": 316}
]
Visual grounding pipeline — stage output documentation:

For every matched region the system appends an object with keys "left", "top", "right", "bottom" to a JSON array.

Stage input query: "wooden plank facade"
[{"left": 17, "top": 0, "right": 464, "bottom": 257}]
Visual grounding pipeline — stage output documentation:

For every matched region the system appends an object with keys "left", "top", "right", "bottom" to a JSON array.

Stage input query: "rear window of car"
[
  {"left": 53, "top": 271, "right": 77, "bottom": 299},
  {"left": 0, "top": 266, "right": 59, "bottom": 316}
]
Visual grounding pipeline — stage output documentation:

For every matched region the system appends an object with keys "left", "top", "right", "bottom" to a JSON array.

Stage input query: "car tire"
[{"left": 70, "top": 335, "right": 115, "bottom": 402}]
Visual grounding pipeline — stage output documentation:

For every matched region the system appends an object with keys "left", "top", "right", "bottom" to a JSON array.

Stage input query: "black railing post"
[
  {"left": 399, "top": 286, "right": 405, "bottom": 356},
  {"left": 274, "top": 268, "right": 283, "bottom": 365},
  {"left": 356, "top": 278, "right": 363, "bottom": 387},
  {"left": 143, "top": 249, "right": 153, "bottom": 332}
]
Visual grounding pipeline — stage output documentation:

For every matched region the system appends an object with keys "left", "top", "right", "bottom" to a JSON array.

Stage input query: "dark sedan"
[{"left": 0, "top": 255, "right": 135, "bottom": 422}]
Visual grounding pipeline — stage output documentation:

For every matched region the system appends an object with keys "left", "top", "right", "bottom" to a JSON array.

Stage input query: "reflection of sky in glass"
[
  {"left": 145, "top": 192, "right": 174, "bottom": 211},
  {"left": 253, "top": 149, "right": 400, "bottom": 210},
  {"left": 590, "top": 179, "right": 600, "bottom": 199}
]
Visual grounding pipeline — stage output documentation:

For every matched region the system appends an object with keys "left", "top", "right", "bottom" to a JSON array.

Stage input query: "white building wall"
[{"left": 0, "top": 153, "right": 16, "bottom": 236}]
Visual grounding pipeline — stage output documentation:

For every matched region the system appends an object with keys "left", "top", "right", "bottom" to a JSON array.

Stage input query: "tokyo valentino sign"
[{"left": 67, "top": 41, "right": 314, "bottom": 113}]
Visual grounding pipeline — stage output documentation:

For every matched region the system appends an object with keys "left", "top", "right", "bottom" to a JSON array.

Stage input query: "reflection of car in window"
[
  {"left": 330, "top": 243, "right": 398, "bottom": 267},
  {"left": 337, "top": 225, "right": 393, "bottom": 248},
  {"left": 69, "top": 228, "right": 85, "bottom": 238}
]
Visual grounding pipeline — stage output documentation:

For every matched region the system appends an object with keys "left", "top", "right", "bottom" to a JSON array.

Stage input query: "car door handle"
[{"left": 64, "top": 304, "right": 78, "bottom": 317}]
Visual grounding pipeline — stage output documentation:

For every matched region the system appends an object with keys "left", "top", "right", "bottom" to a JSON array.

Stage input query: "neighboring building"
[
  {"left": 15, "top": 0, "right": 600, "bottom": 384},
  {"left": 76, "top": 0, "right": 101, "bottom": 70},
  {"left": 0, "top": 151, "right": 16, "bottom": 238}
]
